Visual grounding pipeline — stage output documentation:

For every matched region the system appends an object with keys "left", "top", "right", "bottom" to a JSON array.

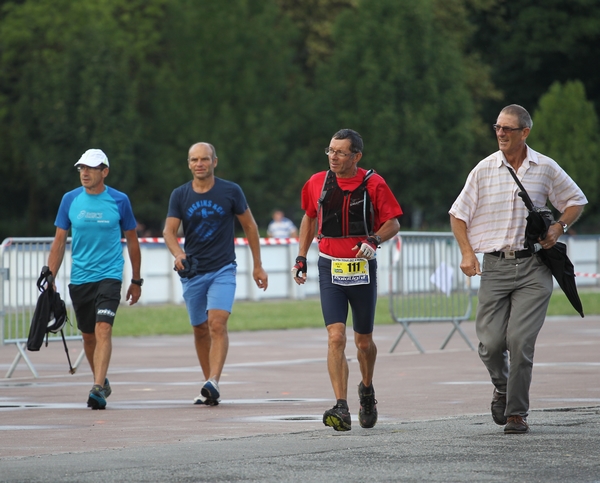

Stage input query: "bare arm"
[
  {"left": 163, "top": 217, "right": 186, "bottom": 271},
  {"left": 236, "top": 208, "right": 268, "bottom": 291},
  {"left": 296, "top": 214, "right": 317, "bottom": 258},
  {"left": 292, "top": 214, "right": 317, "bottom": 285},
  {"left": 47, "top": 227, "right": 69, "bottom": 279},
  {"left": 375, "top": 217, "right": 400, "bottom": 243},
  {"left": 124, "top": 228, "right": 142, "bottom": 305},
  {"left": 450, "top": 214, "right": 480, "bottom": 276}
]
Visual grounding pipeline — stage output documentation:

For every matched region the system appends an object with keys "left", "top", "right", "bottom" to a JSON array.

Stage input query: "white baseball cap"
[{"left": 74, "top": 149, "right": 109, "bottom": 168}]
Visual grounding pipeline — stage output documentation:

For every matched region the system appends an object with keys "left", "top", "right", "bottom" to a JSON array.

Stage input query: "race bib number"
[{"left": 331, "top": 258, "right": 370, "bottom": 286}]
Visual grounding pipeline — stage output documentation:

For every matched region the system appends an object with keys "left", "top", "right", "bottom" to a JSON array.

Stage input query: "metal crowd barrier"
[
  {"left": 388, "top": 233, "right": 475, "bottom": 353},
  {"left": 1, "top": 237, "right": 85, "bottom": 378}
]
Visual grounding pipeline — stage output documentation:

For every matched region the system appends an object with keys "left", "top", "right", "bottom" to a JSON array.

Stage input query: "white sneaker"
[{"left": 200, "top": 379, "right": 221, "bottom": 406}]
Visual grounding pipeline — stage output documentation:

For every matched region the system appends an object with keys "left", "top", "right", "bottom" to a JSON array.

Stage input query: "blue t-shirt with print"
[
  {"left": 167, "top": 178, "right": 248, "bottom": 273},
  {"left": 55, "top": 186, "right": 137, "bottom": 285}
]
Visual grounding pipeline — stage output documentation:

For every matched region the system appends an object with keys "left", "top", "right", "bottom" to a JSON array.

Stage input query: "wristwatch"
[
  {"left": 556, "top": 221, "right": 568, "bottom": 234},
  {"left": 131, "top": 278, "right": 144, "bottom": 286},
  {"left": 373, "top": 234, "right": 382, "bottom": 245}
]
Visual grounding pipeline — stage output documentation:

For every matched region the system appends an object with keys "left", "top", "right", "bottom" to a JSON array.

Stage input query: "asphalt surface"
[{"left": 1, "top": 315, "right": 600, "bottom": 482}]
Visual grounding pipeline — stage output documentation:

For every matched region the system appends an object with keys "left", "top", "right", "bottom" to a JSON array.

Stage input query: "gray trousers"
[{"left": 476, "top": 253, "right": 553, "bottom": 417}]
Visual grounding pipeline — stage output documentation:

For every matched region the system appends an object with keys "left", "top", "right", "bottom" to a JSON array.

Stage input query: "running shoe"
[
  {"left": 323, "top": 403, "right": 352, "bottom": 431},
  {"left": 358, "top": 382, "right": 378, "bottom": 428},
  {"left": 200, "top": 379, "right": 221, "bottom": 406},
  {"left": 193, "top": 393, "right": 208, "bottom": 405},
  {"left": 87, "top": 385, "right": 107, "bottom": 410},
  {"left": 103, "top": 378, "right": 112, "bottom": 399}
]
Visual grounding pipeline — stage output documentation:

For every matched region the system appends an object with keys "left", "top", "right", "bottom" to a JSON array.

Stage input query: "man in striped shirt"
[{"left": 449, "top": 104, "right": 587, "bottom": 434}]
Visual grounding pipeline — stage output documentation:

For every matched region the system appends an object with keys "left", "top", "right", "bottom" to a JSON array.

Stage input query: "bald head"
[{"left": 189, "top": 142, "right": 217, "bottom": 161}]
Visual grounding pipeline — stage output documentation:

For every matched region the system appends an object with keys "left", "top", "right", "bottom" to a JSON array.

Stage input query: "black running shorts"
[
  {"left": 68, "top": 279, "right": 122, "bottom": 334},
  {"left": 317, "top": 256, "right": 377, "bottom": 335}
]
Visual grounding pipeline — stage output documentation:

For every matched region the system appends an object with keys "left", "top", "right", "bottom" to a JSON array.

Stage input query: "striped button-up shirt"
[{"left": 449, "top": 146, "right": 587, "bottom": 254}]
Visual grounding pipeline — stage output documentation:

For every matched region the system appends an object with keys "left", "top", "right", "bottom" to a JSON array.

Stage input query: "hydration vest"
[{"left": 317, "top": 169, "right": 375, "bottom": 239}]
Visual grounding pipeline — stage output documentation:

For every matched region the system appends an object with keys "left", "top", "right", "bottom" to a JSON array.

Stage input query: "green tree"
[
  {"left": 313, "top": 0, "right": 477, "bottom": 228},
  {"left": 0, "top": 0, "right": 167, "bottom": 237},
  {"left": 138, "top": 0, "right": 306, "bottom": 230},
  {"left": 468, "top": 0, "right": 600, "bottom": 123},
  {"left": 275, "top": 0, "right": 356, "bottom": 80},
  {"left": 528, "top": 80, "right": 600, "bottom": 228}
]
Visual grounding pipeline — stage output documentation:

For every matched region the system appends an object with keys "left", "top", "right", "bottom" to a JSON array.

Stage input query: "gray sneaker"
[
  {"left": 358, "top": 382, "right": 378, "bottom": 429},
  {"left": 87, "top": 385, "right": 107, "bottom": 410},
  {"left": 103, "top": 378, "right": 112, "bottom": 399}
]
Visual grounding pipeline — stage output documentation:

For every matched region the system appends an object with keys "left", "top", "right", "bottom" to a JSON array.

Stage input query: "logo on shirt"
[
  {"left": 77, "top": 210, "right": 104, "bottom": 221},
  {"left": 187, "top": 200, "right": 225, "bottom": 218},
  {"left": 187, "top": 200, "right": 226, "bottom": 241}
]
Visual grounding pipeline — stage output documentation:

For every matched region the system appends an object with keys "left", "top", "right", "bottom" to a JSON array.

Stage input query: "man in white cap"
[{"left": 47, "top": 149, "right": 142, "bottom": 409}]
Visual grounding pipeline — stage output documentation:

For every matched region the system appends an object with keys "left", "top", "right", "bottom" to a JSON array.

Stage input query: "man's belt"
[{"left": 488, "top": 250, "right": 532, "bottom": 260}]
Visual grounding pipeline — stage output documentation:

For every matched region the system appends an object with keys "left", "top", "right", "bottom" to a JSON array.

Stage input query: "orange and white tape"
[{"left": 575, "top": 272, "right": 600, "bottom": 278}]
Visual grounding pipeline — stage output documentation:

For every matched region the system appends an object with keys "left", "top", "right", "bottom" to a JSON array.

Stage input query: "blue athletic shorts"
[
  {"left": 181, "top": 263, "right": 237, "bottom": 326},
  {"left": 317, "top": 256, "right": 378, "bottom": 335}
]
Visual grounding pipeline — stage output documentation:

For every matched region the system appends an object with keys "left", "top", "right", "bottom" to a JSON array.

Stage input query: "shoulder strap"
[
  {"left": 505, "top": 165, "right": 535, "bottom": 212},
  {"left": 318, "top": 170, "right": 336, "bottom": 203},
  {"left": 363, "top": 169, "right": 375, "bottom": 183}
]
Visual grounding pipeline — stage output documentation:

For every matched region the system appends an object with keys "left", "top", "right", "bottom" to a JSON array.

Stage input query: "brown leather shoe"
[
  {"left": 491, "top": 389, "right": 507, "bottom": 425},
  {"left": 504, "top": 415, "right": 529, "bottom": 434}
]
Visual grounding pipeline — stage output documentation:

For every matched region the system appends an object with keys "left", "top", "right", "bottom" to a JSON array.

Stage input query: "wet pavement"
[{"left": 1, "top": 315, "right": 599, "bottom": 482}]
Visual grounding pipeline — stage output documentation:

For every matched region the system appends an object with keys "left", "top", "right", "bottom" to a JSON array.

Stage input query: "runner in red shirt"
[{"left": 293, "top": 129, "right": 402, "bottom": 431}]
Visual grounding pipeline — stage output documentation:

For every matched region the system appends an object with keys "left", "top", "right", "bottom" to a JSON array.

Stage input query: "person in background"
[
  {"left": 163, "top": 142, "right": 268, "bottom": 406},
  {"left": 449, "top": 104, "right": 587, "bottom": 434},
  {"left": 293, "top": 128, "right": 402, "bottom": 431},
  {"left": 267, "top": 210, "right": 298, "bottom": 238},
  {"left": 48, "top": 148, "right": 142, "bottom": 410}
]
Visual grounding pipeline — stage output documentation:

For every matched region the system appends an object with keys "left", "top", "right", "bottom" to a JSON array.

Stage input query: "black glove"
[{"left": 292, "top": 256, "right": 307, "bottom": 278}]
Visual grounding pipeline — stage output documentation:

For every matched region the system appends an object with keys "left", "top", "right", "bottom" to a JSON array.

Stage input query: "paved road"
[{"left": 1, "top": 316, "right": 599, "bottom": 482}]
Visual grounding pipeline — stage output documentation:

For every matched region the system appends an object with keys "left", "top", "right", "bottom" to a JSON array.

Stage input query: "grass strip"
[{"left": 113, "top": 291, "right": 600, "bottom": 337}]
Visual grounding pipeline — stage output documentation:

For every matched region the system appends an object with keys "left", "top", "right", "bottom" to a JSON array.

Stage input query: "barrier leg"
[
  {"left": 5, "top": 343, "right": 39, "bottom": 379},
  {"left": 389, "top": 328, "right": 406, "bottom": 353},
  {"left": 440, "top": 320, "right": 475, "bottom": 351},
  {"left": 389, "top": 322, "right": 425, "bottom": 354}
]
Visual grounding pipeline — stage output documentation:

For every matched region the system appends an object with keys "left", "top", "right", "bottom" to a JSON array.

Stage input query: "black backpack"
[{"left": 26, "top": 266, "right": 75, "bottom": 373}]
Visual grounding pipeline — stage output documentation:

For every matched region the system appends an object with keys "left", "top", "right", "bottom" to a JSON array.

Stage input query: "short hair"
[
  {"left": 206, "top": 143, "right": 217, "bottom": 160},
  {"left": 189, "top": 142, "right": 218, "bottom": 160},
  {"left": 332, "top": 129, "right": 363, "bottom": 153},
  {"left": 500, "top": 104, "right": 533, "bottom": 129}
]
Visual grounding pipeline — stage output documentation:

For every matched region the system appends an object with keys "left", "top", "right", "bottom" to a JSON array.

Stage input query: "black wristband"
[
  {"left": 366, "top": 236, "right": 381, "bottom": 247},
  {"left": 131, "top": 278, "right": 144, "bottom": 286}
]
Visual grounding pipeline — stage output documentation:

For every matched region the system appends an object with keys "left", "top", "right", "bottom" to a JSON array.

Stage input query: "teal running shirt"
[{"left": 55, "top": 186, "right": 137, "bottom": 285}]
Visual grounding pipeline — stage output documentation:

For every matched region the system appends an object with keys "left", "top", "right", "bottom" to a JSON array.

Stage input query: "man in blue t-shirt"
[
  {"left": 163, "top": 142, "right": 268, "bottom": 406},
  {"left": 48, "top": 149, "right": 142, "bottom": 410}
]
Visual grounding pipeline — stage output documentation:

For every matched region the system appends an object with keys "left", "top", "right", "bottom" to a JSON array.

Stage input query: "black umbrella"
[
  {"left": 536, "top": 241, "right": 584, "bottom": 317},
  {"left": 509, "top": 168, "right": 584, "bottom": 317}
]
